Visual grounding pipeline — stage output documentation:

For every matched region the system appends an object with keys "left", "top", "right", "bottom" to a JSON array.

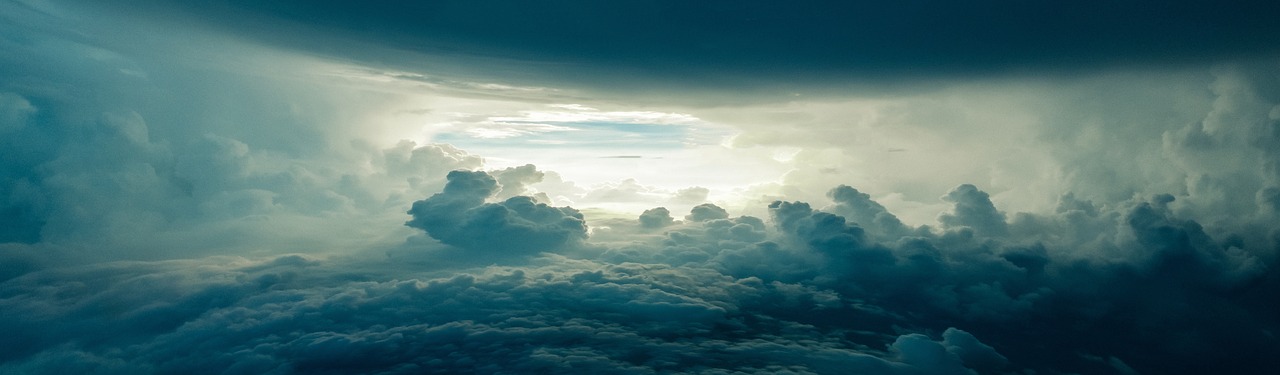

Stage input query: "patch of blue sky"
[
  {"left": 525, "top": 121, "right": 688, "bottom": 135},
  {"left": 434, "top": 120, "right": 722, "bottom": 150}
]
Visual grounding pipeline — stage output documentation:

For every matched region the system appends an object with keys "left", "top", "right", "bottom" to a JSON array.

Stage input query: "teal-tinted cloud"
[{"left": 100, "top": 0, "right": 1280, "bottom": 89}]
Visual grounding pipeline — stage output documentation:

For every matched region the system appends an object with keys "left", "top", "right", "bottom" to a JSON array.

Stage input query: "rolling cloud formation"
[
  {"left": 3, "top": 1, "right": 1280, "bottom": 374},
  {"left": 6, "top": 167, "right": 1278, "bottom": 373}
]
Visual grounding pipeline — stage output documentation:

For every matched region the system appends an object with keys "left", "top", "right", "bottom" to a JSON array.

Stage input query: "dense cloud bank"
[
  {"left": 399, "top": 171, "right": 1280, "bottom": 374},
  {"left": 1, "top": 253, "right": 1005, "bottom": 374}
]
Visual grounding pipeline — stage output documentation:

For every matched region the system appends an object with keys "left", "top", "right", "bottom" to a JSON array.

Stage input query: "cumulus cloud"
[
  {"left": 565, "top": 180, "right": 1278, "bottom": 374},
  {"left": 825, "top": 185, "right": 910, "bottom": 240},
  {"left": 406, "top": 170, "right": 588, "bottom": 254},
  {"left": 638, "top": 207, "right": 675, "bottom": 228},
  {"left": 686, "top": 203, "right": 730, "bottom": 222},
  {"left": 938, "top": 184, "right": 1008, "bottom": 237},
  {"left": 489, "top": 164, "right": 545, "bottom": 200},
  {"left": 380, "top": 141, "right": 486, "bottom": 196}
]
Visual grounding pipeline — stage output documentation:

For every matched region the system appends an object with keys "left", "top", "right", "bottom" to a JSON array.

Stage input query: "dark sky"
[{"left": 103, "top": 0, "right": 1280, "bottom": 88}]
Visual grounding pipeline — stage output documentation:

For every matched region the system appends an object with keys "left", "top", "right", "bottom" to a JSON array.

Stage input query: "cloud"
[
  {"left": 825, "top": 185, "right": 910, "bottom": 240},
  {"left": 5, "top": 162, "right": 1280, "bottom": 374},
  {"left": 489, "top": 106, "right": 700, "bottom": 125},
  {"left": 379, "top": 141, "right": 486, "bottom": 195},
  {"left": 581, "top": 179, "right": 669, "bottom": 203},
  {"left": 686, "top": 203, "right": 730, "bottom": 222},
  {"left": 941, "top": 328, "right": 1008, "bottom": 371},
  {"left": 406, "top": 170, "right": 588, "bottom": 254},
  {"left": 4, "top": 2, "right": 1280, "bottom": 374},
  {"left": 489, "top": 163, "right": 545, "bottom": 200},
  {"left": 638, "top": 207, "right": 675, "bottom": 228},
  {"left": 94, "top": 1, "right": 1280, "bottom": 92},
  {"left": 0, "top": 3, "right": 503, "bottom": 258},
  {"left": 0, "top": 253, "right": 1014, "bottom": 374},
  {"left": 0, "top": 92, "right": 34, "bottom": 134},
  {"left": 937, "top": 184, "right": 1008, "bottom": 237},
  {"left": 671, "top": 186, "right": 710, "bottom": 204},
  {"left": 561, "top": 180, "right": 1278, "bottom": 374}
]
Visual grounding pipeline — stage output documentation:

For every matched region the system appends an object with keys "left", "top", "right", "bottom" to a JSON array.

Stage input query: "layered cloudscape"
[{"left": 3, "top": 1, "right": 1280, "bottom": 374}]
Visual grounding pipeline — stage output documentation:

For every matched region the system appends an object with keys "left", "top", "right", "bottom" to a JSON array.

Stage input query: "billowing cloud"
[
  {"left": 4, "top": 1, "right": 1280, "bottom": 374},
  {"left": 489, "top": 164, "right": 545, "bottom": 200},
  {"left": 638, "top": 207, "right": 675, "bottom": 229},
  {"left": 560, "top": 178, "right": 1277, "bottom": 373},
  {"left": 937, "top": 184, "right": 1008, "bottom": 237},
  {"left": 825, "top": 185, "right": 910, "bottom": 240},
  {"left": 686, "top": 203, "right": 730, "bottom": 222},
  {"left": 7, "top": 176, "right": 1279, "bottom": 373},
  {"left": 406, "top": 170, "right": 587, "bottom": 254}
]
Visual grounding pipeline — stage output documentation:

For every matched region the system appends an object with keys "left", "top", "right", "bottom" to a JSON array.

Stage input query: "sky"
[{"left": 2, "top": 0, "right": 1280, "bottom": 374}]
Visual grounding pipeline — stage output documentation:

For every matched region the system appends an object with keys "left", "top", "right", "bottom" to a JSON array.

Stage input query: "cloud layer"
[
  {"left": 4, "top": 2, "right": 1280, "bottom": 374},
  {"left": 5, "top": 174, "right": 1279, "bottom": 373},
  {"left": 383, "top": 155, "right": 1277, "bottom": 373}
]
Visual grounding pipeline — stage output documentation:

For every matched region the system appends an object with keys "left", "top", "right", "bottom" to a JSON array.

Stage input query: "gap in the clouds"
[
  {"left": 482, "top": 147, "right": 779, "bottom": 189},
  {"left": 378, "top": 97, "right": 798, "bottom": 212}
]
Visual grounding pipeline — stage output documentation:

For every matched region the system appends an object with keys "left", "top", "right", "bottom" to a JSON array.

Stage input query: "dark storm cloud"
[{"left": 95, "top": 0, "right": 1280, "bottom": 89}]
